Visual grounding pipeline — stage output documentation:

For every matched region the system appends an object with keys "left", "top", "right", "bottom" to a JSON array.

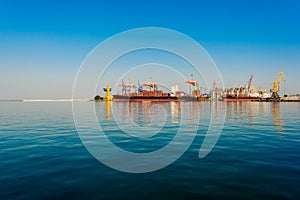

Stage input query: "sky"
[{"left": 0, "top": 0, "right": 299, "bottom": 99}]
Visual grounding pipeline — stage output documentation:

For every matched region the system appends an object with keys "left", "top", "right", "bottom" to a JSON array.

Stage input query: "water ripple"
[{"left": 0, "top": 102, "right": 299, "bottom": 199}]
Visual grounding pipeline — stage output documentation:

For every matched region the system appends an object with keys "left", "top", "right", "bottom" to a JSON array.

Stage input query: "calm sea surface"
[{"left": 0, "top": 101, "right": 299, "bottom": 199}]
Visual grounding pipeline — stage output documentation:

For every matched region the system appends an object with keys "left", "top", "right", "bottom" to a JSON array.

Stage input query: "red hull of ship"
[{"left": 112, "top": 95, "right": 198, "bottom": 102}]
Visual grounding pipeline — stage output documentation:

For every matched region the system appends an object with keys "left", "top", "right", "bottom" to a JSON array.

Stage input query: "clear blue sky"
[{"left": 0, "top": 0, "right": 299, "bottom": 99}]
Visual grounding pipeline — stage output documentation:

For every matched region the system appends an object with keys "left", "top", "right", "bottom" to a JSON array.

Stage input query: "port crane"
[
  {"left": 247, "top": 74, "right": 253, "bottom": 93},
  {"left": 185, "top": 74, "right": 200, "bottom": 97},
  {"left": 141, "top": 77, "right": 158, "bottom": 91},
  {"left": 142, "top": 83, "right": 158, "bottom": 90},
  {"left": 271, "top": 71, "right": 285, "bottom": 99},
  {"left": 120, "top": 80, "right": 137, "bottom": 95}
]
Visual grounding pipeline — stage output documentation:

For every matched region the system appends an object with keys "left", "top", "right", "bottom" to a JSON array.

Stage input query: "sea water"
[{"left": 0, "top": 101, "right": 299, "bottom": 199}]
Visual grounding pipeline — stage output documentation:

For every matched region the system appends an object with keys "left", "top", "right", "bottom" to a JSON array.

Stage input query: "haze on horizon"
[{"left": 0, "top": 0, "right": 299, "bottom": 99}]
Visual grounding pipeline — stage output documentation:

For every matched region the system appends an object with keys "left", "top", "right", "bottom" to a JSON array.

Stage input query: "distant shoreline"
[{"left": 0, "top": 99, "right": 93, "bottom": 102}]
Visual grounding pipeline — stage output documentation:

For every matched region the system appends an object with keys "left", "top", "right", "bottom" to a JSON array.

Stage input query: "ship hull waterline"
[
  {"left": 222, "top": 97, "right": 260, "bottom": 102},
  {"left": 112, "top": 95, "right": 199, "bottom": 102}
]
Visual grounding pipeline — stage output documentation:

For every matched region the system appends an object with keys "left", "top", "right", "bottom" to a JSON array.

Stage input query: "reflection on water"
[
  {"left": 103, "top": 101, "right": 286, "bottom": 136},
  {"left": 108, "top": 102, "right": 203, "bottom": 127},
  {"left": 100, "top": 101, "right": 204, "bottom": 141},
  {"left": 223, "top": 102, "right": 286, "bottom": 136},
  {"left": 109, "top": 102, "right": 184, "bottom": 126},
  {"left": 272, "top": 102, "right": 284, "bottom": 135},
  {"left": 170, "top": 102, "right": 181, "bottom": 124},
  {"left": 105, "top": 101, "right": 111, "bottom": 120},
  {"left": 1, "top": 102, "right": 300, "bottom": 199},
  {"left": 112, "top": 102, "right": 169, "bottom": 126},
  {"left": 225, "top": 102, "right": 256, "bottom": 127}
]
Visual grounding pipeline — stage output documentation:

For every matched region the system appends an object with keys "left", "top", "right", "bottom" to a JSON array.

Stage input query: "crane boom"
[
  {"left": 248, "top": 74, "right": 253, "bottom": 92},
  {"left": 279, "top": 71, "right": 285, "bottom": 81},
  {"left": 271, "top": 70, "right": 285, "bottom": 99}
]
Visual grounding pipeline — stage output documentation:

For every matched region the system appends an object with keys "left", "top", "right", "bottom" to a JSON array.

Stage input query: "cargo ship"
[
  {"left": 222, "top": 94, "right": 260, "bottom": 102},
  {"left": 112, "top": 79, "right": 200, "bottom": 102}
]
